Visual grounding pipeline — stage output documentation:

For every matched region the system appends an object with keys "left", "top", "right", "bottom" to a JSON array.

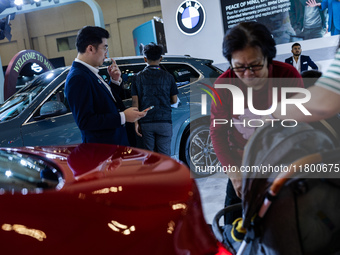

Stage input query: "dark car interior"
[{"left": 98, "top": 62, "right": 202, "bottom": 102}]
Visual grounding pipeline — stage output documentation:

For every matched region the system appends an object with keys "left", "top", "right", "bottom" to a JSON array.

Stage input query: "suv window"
[
  {"left": 98, "top": 62, "right": 201, "bottom": 101},
  {"left": 99, "top": 64, "right": 146, "bottom": 101},
  {"left": 0, "top": 71, "right": 61, "bottom": 122},
  {"left": 32, "top": 83, "right": 70, "bottom": 120},
  {"left": 120, "top": 64, "right": 146, "bottom": 100},
  {"left": 161, "top": 63, "right": 200, "bottom": 86}
]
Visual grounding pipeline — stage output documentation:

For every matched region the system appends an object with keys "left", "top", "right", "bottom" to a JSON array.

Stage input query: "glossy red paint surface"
[{"left": 0, "top": 144, "right": 232, "bottom": 255}]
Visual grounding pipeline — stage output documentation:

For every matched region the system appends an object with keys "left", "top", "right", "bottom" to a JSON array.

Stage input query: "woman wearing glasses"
[{"left": 209, "top": 22, "right": 304, "bottom": 224}]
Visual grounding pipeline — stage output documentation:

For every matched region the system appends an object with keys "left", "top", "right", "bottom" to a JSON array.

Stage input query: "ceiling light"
[
  {"left": 13, "top": 0, "right": 23, "bottom": 10},
  {"left": 35, "top": 0, "right": 41, "bottom": 6},
  {"left": 14, "top": 0, "right": 23, "bottom": 6}
]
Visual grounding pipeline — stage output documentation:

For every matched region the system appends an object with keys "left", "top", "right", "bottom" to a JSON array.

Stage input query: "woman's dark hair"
[
  {"left": 222, "top": 22, "right": 276, "bottom": 65},
  {"left": 143, "top": 42, "right": 163, "bottom": 61},
  {"left": 76, "top": 26, "right": 109, "bottom": 53}
]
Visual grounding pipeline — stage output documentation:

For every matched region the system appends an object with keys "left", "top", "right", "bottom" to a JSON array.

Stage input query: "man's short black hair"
[
  {"left": 222, "top": 22, "right": 276, "bottom": 65},
  {"left": 76, "top": 26, "right": 109, "bottom": 53},
  {"left": 292, "top": 42, "right": 301, "bottom": 49},
  {"left": 143, "top": 42, "right": 163, "bottom": 61}
]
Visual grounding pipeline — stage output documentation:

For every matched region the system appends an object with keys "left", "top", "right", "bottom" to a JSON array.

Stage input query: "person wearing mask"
[
  {"left": 210, "top": 22, "right": 304, "bottom": 224},
  {"left": 65, "top": 26, "right": 145, "bottom": 145}
]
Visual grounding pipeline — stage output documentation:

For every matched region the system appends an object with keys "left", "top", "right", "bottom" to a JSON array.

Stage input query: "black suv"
[{"left": 0, "top": 55, "right": 223, "bottom": 175}]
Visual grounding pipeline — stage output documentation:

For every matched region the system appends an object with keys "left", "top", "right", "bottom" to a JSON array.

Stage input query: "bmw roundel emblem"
[{"left": 176, "top": 0, "right": 206, "bottom": 36}]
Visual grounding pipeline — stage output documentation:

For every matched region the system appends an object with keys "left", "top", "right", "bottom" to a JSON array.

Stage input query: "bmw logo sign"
[{"left": 176, "top": 0, "right": 206, "bottom": 36}]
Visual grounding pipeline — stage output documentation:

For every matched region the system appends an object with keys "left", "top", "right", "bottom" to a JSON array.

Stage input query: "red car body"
[{"left": 0, "top": 143, "right": 231, "bottom": 255}]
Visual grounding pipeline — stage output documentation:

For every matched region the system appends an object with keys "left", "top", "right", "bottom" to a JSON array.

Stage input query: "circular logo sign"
[{"left": 176, "top": 0, "right": 206, "bottom": 36}]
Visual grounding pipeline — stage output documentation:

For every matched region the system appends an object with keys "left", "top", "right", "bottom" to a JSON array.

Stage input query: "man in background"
[
  {"left": 285, "top": 42, "right": 318, "bottom": 73},
  {"left": 131, "top": 43, "right": 178, "bottom": 156}
]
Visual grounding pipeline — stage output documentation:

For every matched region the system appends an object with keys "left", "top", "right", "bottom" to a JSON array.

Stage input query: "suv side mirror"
[{"left": 34, "top": 101, "right": 67, "bottom": 120}]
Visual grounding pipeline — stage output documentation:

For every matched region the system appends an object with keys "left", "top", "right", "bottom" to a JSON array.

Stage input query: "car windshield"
[
  {"left": 0, "top": 70, "right": 62, "bottom": 122},
  {"left": 0, "top": 149, "right": 64, "bottom": 194}
]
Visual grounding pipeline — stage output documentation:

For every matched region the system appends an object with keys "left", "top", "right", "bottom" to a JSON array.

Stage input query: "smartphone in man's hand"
[{"left": 143, "top": 106, "right": 154, "bottom": 112}]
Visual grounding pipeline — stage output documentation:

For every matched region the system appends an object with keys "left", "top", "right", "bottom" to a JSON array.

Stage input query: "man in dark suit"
[
  {"left": 285, "top": 42, "right": 318, "bottom": 73},
  {"left": 65, "top": 26, "right": 145, "bottom": 145}
]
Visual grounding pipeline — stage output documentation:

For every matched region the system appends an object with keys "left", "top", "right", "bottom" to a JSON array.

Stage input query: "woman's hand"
[
  {"left": 230, "top": 177, "right": 243, "bottom": 198},
  {"left": 233, "top": 108, "right": 259, "bottom": 140}
]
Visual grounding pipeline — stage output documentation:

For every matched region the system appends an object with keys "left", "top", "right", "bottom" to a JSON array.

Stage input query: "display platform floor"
[{"left": 195, "top": 173, "right": 228, "bottom": 224}]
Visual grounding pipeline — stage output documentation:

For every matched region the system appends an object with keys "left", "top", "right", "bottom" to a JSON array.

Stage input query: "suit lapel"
[
  {"left": 72, "top": 62, "right": 124, "bottom": 110},
  {"left": 75, "top": 62, "right": 116, "bottom": 102},
  {"left": 96, "top": 76, "right": 117, "bottom": 102}
]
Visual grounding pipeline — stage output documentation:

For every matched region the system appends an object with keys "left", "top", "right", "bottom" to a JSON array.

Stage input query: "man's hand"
[
  {"left": 227, "top": 167, "right": 243, "bottom": 198},
  {"left": 230, "top": 177, "right": 243, "bottom": 198},
  {"left": 306, "top": 0, "right": 321, "bottom": 7},
  {"left": 135, "top": 122, "right": 142, "bottom": 137},
  {"left": 124, "top": 107, "right": 146, "bottom": 123},
  {"left": 107, "top": 59, "right": 121, "bottom": 82}
]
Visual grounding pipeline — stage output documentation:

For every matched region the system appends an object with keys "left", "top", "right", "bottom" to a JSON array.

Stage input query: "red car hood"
[{"left": 0, "top": 144, "right": 232, "bottom": 255}]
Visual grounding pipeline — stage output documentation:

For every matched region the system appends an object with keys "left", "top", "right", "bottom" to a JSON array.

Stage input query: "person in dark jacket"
[
  {"left": 131, "top": 43, "right": 178, "bottom": 156},
  {"left": 65, "top": 26, "right": 145, "bottom": 145},
  {"left": 285, "top": 43, "right": 318, "bottom": 73}
]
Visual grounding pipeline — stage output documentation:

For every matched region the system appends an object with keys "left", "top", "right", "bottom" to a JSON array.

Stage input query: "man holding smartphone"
[
  {"left": 65, "top": 26, "right": 145, "bottom": 146},
  {"left": 131, "top": 43, "right": 178, "bottom": 156}
]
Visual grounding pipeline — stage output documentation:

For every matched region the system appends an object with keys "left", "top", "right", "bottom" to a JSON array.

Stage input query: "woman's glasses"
[{"left": 231, "top": 64, "right": 264, "bottom": 73}]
